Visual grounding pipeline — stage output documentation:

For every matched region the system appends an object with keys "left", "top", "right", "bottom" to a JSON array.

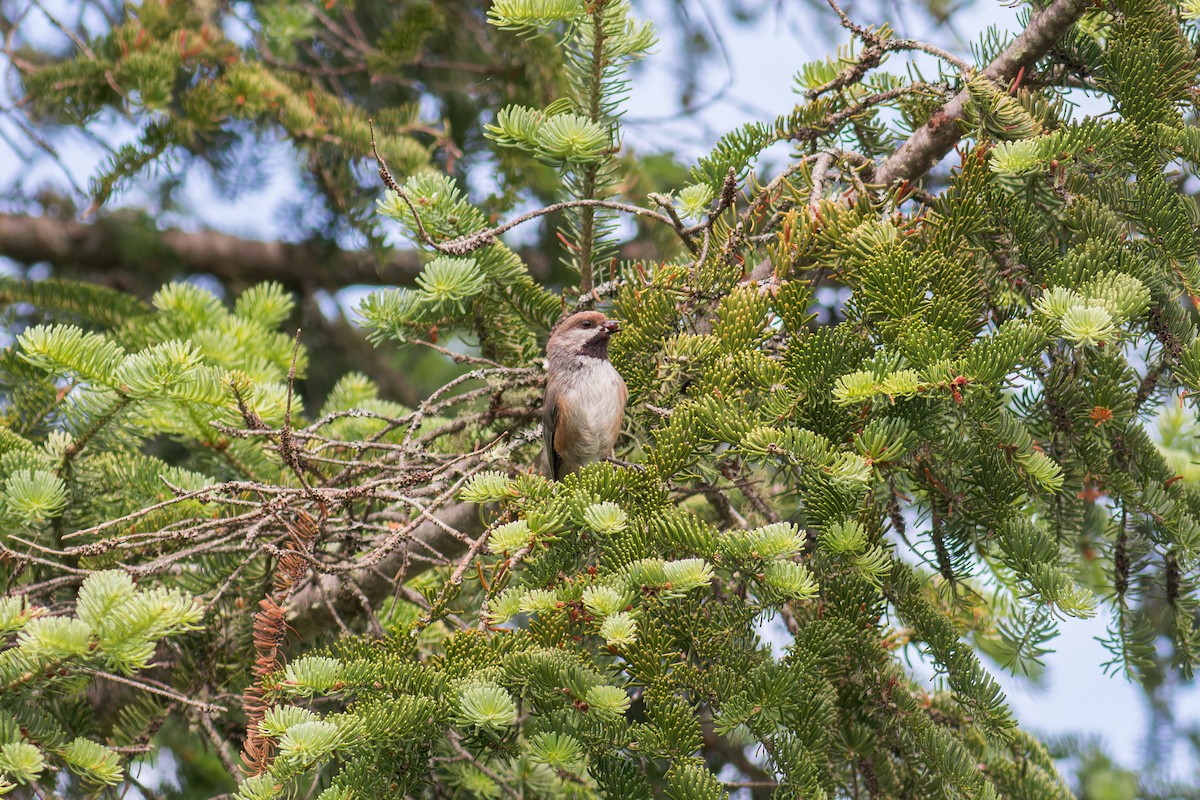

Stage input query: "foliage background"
[{"left": 2, "top": 0, "right": 1200, "bottom": 797}]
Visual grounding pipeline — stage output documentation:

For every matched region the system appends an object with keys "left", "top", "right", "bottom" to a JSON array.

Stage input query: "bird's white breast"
[{"left": 562, "top": 357, "right": 625, "bottom": 460}]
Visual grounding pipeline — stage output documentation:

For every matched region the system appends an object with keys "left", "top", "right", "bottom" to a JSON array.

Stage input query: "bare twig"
[
  {"left": 345, "top": 577, "right": 387, "bottom": 638},
  {"left": 80, "top": 668, "right": 226, "bottom": 713},
  {"left": 198, "top": 710, "right": 242, "bottom": 780},
  {"left": 889, "top": 38, "right": 972, "bottom": 73},
  {"left": 275, "top": 330, "right": 324, "bottom": 510},
  {"left": 807, "top": 0, "right": 969, "bottom": 99},
  {"left": 647, "top": 192, "right": 701, "bottom": 254},
  {"left": 404, "top": 338, "right": 503, "bottom": 367},
  {"left": 692, "top": 168, "right": 740, "bottom": 270},
  {"left": 447, "top": 731, "right": 521, "bottom": 800}
]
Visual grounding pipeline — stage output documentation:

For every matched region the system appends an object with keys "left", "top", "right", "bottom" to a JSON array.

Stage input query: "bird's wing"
[
  {"left": 543, "top": 377, "right": 563, "bottom": 480},
  {"left": 609, "top": 374, "right": 628, "bottom": 443}
]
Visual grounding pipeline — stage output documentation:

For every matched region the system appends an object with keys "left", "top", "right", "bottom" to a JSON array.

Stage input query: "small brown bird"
[{"left": 543, "top": 311, "right": 628, "bottom": 480}]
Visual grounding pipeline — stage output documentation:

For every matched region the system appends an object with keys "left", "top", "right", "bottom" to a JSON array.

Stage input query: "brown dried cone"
[{"left": 240, "top": 512, "right": 320, "bottom": 775}]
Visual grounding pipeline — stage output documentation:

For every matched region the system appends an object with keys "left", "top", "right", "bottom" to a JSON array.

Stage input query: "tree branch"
[
  {"left": 0, "top": 211, "right": 556, "bottom": 290},
  {"left": 0, "top": 211, "right": 422, "bottom": 289},
  {"left": 286, "top": 498, "right": 484, "bottom": 640},
  {"left": 872, "top": 0, "right": 1090, "bottom": 188}
]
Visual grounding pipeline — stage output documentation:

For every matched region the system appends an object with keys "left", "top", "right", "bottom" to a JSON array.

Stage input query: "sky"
[{"left": 2, "top": 0, "right": 1199, "bottom": 784}]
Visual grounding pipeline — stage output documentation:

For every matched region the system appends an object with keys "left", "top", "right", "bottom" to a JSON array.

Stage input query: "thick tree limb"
[
  {"left": 0, "top": 212, "right": 664, "bottom": 291},
  {"left": 0, "top": 212, "right": 576, "bottom": 290},
  {"left": 872, "top": 0, "right": 1090, "bottom": 188},
  {"left": 0, "top": 211, "right": 429, "bottom": 289},
  {"left": 0, "top": 211, "right": 432, "bottom": 289}
]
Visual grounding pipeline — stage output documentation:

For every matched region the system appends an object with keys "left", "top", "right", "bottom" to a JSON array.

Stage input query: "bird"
[{"left": 542, "top": 310, "right": 628, "bottom": 480}]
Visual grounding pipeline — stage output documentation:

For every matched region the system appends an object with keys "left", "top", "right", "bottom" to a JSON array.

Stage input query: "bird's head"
[{"left": 547, "top": 311, "right": 621, "bottom": 360}]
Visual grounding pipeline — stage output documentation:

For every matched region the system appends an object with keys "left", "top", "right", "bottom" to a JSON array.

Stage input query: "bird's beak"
[{"left": 602, "top": 320, "right": 621, "bottom": 334}]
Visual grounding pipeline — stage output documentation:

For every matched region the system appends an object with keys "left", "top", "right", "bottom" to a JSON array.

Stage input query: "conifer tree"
[{"left": 3, "top": 0, "right": 1200, "bottom": 797}]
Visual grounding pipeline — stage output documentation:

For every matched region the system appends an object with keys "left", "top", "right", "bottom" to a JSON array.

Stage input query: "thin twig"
[
  {"left": 404, "top": 337, "right": 503, "bottom": 367},
  {"left": 80, "top": 668, "right": 227, "bottom": 713},
  {"left": 889, "top": 38, "right": 972, "bottom": 73},
  {"left": 692, "top": 168, "right": 740, "bottom": 270},
  {"left": 197, "top": 710, "right": 242, "bottom": 779},
  {"left": 647, "top": 192, "right": 700, "bottom": 254},
  {"left": 447, "top": 732, "right": 521, "bottom": 800},
  {"left": 345, "top": 577, "right": 387, "bottom": 638}
]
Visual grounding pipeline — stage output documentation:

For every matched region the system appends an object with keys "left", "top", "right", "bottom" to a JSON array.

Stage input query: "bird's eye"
[{"left": 581, "top": 321, "right": 594, "bottom": 328}]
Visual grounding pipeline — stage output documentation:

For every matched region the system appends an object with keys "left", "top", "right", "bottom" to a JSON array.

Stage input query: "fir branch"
[
  {"left": 573, "top": 1, "right": 609, "bottom": 294},
  {"left": 787, "top": 85, "right": 942, "bottom": 143},
  {"left": 59, "top": 395, "right": 131, "bottom": 474},
  {"left": 10, "top": 0, "right": 1200, "bottom": 794},
  {"left": 809, "top": 0, "right": 970, "bottom": 99},
  {"left": 371, "top": 131, "right": 683, "bottom": 253},
  {"left": 873, "top": 0, "right": 1091, "bottom": 187}
]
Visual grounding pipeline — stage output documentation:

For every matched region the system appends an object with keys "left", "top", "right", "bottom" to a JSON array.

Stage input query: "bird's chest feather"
[{"left": 560, "top": 359, "right": 626, "bottom": 456}]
